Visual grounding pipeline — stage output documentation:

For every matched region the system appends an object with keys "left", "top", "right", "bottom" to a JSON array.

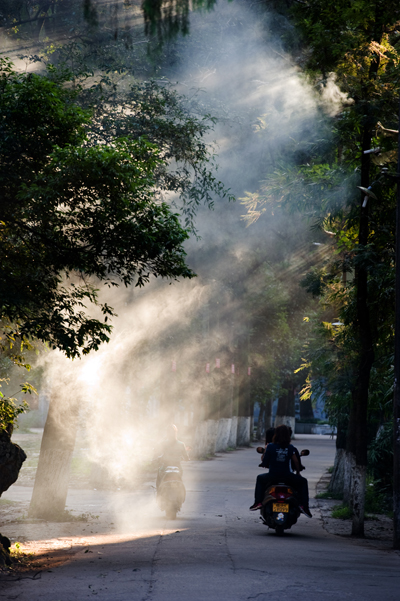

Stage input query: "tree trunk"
[
  {"left": 255, "top": 403, "right": 265, "bottom": 441},
  {"left": 264, "top": 397, "right": 272, "bottom": 431},
  {"left": 237, "top": 358, "right": 251, "bottom": 446},
  {"left": 328, "top": 448, "right": 346, "bottom": 496},
  {"left": 343, "top": 450, "right": 355, "bottom": 506},
  {"left": 237, "top": 367, "right": 251, "bottom": 419},
  {"left": 393, "top": 94, "right": 400, "bottom": 550},
  {"left": 328, "top": 416, "right": 348, "bottom": 496},
  {"left": 299, "top": 396, "right": 314, "bottom": 421},
  {"left": 274, "top": 379, "right": 295, "bottom": 434},
  {"left": 351, "top": 463, "right": 367, "bottom": 534},
  {"left": 29, "top": 385, "right": 80, "bottom": 519},
  {"left": 345, "top": 113, "right": 376, "bottom": 535},
  {"left": 219, "top": 366, "right": 233, "bottom": 419}
]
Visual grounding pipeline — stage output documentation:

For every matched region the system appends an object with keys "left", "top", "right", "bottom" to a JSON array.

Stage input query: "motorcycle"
[
  {"left": 256, "top": 446, "right": 310, "bottom": 535},
  {"left": 156, "top": 464, "right": 186, "bottom": 520}
]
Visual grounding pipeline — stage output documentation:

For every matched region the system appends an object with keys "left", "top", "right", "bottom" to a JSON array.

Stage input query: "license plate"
[{"left": 273, "top": 503, "right": 289, "bottom": 513}]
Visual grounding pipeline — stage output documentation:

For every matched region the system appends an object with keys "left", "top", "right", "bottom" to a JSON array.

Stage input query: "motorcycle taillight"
[
  {"left": 274, "top": 486, "right": 293, "bottom": 498},
  {"left": 268, "top": 485, "right": 293, "bottom": 499}
]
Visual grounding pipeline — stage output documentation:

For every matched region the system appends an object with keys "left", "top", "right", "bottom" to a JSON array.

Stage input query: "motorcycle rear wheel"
[
  {"left": 275, "top": 526, "right": 284, "bottom": 536},
  {"left": 165, "top": 504, "right": 178, "bottom": 520}
]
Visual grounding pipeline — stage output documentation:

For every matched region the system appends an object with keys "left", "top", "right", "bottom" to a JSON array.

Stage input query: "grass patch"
[
  {"left": 60, "top": 510, "right": 99, "bottom": 522},
  {"left": 331, "top": 504, "right": 352, "bottom": 520},
  {"left": 0, "top": 499, "right": 18, "bottom": 506},
  {"left": 327, "top": 466, "right": 334, "bottom": 474},
  {"left": 316, "top": 491, "right": 343, "bottom": 500},
  {"left": 70, "top": 456, "right": 92, "bottom": 478}
]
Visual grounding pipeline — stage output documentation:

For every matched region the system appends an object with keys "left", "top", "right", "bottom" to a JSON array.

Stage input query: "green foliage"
[
  {"left": 315, "top": 490, "right": 343, "bottom": 500},
  {"left": 0, "top": 58, "right": 230, "bottom": 359},
  {"left": 331, "top": 504, "right": 352, "bottom": 520},
  {"left": 83, "top": 77, "right": 234, "bottom": 235},
  {"left": 0, "top": 390, "right": 30, "bottom": 433},
  {"left": 365, "top": 477, "right": 392, "bottom": 514},
  {"left": 368, "top": 421, "right": 393, "bottom": 495},
  {"left": 243, "top": 2, "right": 400, "bottom": 465},
  {"left": 331, "top": 477, "right": 392, "bottom": 517}
]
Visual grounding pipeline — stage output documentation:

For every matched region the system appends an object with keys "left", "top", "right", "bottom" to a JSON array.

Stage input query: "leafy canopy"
[{"left": 0, "top": 58, "right": 229, "bottom": 359}]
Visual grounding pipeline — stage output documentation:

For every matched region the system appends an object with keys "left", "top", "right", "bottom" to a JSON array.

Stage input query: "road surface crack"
[{"left": 141, "top": 527, "right": 164, "bottom": 601}]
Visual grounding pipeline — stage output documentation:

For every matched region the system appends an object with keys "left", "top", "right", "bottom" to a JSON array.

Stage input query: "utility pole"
[{"left": 393, "top": 96, "right": 400, "bottom": 550}]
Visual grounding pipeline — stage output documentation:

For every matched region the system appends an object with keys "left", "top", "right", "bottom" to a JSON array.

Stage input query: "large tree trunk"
[
  {"left": 346, "top": 122, "right": 375, "bottom": 536},
  {"left": 299, "top": 396, "right": 314, "bottom": 421},
  {"left": 393, "top": 94, "right": 400, "bottom": 550},
  {"left": 328, "top": 417, "right": 348, "bottom": 496},
  {"left": 343, "top": 450, "right": 356, "bottom": 506},
  {"left": 351, "top": 463, "right": 367, "bottom": 534},
  {"left": 29, "top": 385, "right": 80, "bottom": 519},
  {"left": 328, "top": 420, "right": 348, "bottom": 495},
  {"left": 329, "top": 448, "right": 346, "bottom": 496}
]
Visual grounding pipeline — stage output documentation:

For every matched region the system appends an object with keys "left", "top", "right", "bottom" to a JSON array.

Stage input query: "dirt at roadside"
[
  {"left": 316, "top": 472, "right": 395, "bottom": 552},
  {"left": 0, "top": 495, "right": 110, "bottom": 578}
]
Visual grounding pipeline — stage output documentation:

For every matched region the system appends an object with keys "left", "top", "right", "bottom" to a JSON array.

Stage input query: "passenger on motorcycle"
[{"left": 249, "top": 424, "right": 312, "bottom": 518}]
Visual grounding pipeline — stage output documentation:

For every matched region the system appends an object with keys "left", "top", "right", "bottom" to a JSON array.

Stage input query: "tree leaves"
[{"left": 0, "top": 62, "right": 220, "bottom": 360}]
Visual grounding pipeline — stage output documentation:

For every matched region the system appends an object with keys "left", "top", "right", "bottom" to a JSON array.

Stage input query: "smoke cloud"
[{"left": 15, "top": 1, "right": 342, "bottom": 521}]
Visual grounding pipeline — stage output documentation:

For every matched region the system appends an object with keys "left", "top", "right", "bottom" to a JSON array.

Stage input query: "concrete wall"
[
  {"left": 228, "top": 416, "right": 238, "bottom": 449},
  {"left": 191, "top": 417, "right": 240, "bottom": 458},
  {"left": 274, "top": 414, "right": 295, "bottom": 436},
  {"left": 215, "top": 418, "right": 231, "bottom": 452},
  {"left": 191, "top": 420, "right": 209, "bottom": 458},
  {"left": 294, "top": 422, "right": 335, "bottom": 435},
  {"left": 237, "top": 416, "right": 251, "bottom": 446},
  {"left": 206, "top": 419, "right": 218, "bottom": 456}
]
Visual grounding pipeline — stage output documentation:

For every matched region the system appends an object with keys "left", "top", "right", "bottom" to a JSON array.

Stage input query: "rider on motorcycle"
[
  {"left": 249, "top": 424, "right": 312, "bottom": 518},
  {"left": 156, "top": 424, "right": 189, "bottom": 492}
]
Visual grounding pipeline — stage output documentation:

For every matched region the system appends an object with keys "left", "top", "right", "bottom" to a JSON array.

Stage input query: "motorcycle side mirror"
[
  {"left": 256, "top": 446, "right": 265, "bottom": 454},
  {"left": 300, "top": 449, "right": 310, "bottom": 456}
]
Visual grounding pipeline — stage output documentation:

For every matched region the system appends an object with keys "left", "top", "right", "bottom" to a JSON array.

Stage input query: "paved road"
[{"left": 2, "top": 435, "right": 399, "bottom": 600}]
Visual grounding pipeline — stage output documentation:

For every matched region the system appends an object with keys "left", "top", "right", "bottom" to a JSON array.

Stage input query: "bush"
[
  {"left": 368, "top": 421, "right": 393, "bottom": 498},
  {"left": 331, "top": 504, "right": 352, "bottom": 519}
]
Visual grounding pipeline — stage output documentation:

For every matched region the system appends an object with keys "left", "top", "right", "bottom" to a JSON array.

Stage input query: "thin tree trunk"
[
  {"left": 328, "top": 448, "right": 346, "bottom": 496},
  {"left": 274, "top": 379, "right": 295, "bottom": 434},
  {"left": 393, "top": 93, "right": 400, "bottom": 550},
  {"left": 29, "top": 384, "right": 80, "bottom": 519},
  {"left": 255, "top": 403, "right": 265, "bottom": 441},
  {"left": 264, "top": 397, "right": 272, "bottom": 431},
  {"left": 328, "top": 417, "right": 348, "bottom": 496}
]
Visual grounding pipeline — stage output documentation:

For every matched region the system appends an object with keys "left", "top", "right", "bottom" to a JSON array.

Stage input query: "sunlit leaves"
[{"left": 0, "top": 61, "right": 202, "bottom": 359}]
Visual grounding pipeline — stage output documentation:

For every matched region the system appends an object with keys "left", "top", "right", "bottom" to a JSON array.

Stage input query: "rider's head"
[{"left": 272, "top": 425, "right": 291, "bottom": 448}]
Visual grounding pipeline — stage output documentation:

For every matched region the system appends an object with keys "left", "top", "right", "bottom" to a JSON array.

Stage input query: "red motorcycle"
[{"left": 256, "top": 447, "right": 310, "bottom": 535}]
